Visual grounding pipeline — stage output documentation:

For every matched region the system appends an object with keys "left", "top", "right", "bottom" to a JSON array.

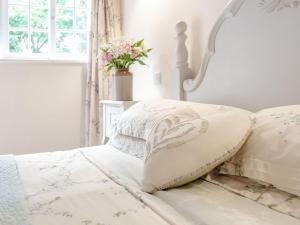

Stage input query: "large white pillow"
[
  {"left": 115, "top": 99, "right": 253, "bottom": 193},
  {"left": 219, "top": 105, "right": 300, "bottom": 196}
]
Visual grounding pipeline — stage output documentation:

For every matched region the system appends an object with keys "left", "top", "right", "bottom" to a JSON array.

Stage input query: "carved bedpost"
[
  {"left": 171, "top": 21, "right": 190, "bottom": 100},
  {"left": 183, "top": 0, "right": 245, "bottom": 92},
  {"left": 175, "top": 21, "right": 188, "bottom": 69}
]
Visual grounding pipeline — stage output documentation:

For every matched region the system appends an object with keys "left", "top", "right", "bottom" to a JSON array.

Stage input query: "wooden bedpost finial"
[
  {"left": 175, "top": 21, "right": 187, "bottom": 34},
  {"left": 175, "top": 21, "right": 188, "bottom": 68},
  {"left": 171, "top": 21, "right": 189, "bottom": 101}
]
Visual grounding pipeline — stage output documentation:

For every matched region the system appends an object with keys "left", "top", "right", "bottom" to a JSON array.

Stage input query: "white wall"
[
  {"left": 121, "top": 0, "right": 229, "bottom": 99},
  {"left": 0, "top": 61, "right": 85, "bottom": 155},
  {"left": 0, "top": 0, "right": 229, "bottom": 154}
]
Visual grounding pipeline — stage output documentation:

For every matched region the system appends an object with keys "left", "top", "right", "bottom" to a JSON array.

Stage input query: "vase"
[{"left": 112, "top": 69, "right": 133, "bottom": 101}]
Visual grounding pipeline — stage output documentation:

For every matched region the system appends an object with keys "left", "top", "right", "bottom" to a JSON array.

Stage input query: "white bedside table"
[{"left": 100, "top": 100, "right": 137, "bottom": 144}]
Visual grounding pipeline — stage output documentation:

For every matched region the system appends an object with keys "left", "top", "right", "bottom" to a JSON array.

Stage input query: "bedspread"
[
  {"left": 15, "top": 147, "right": 186, "bottom": 225},
  {"left": 4, "top": 145, "right": 299, "bottom": 225}
]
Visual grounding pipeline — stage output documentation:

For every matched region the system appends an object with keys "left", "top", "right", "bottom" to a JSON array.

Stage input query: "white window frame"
[{"left": 0, "top": 0, "right": 90, "bottom": 62}]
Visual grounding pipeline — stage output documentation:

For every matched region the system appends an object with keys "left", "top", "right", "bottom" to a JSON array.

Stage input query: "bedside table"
[{"left": 100, "top": 100, "right": 137, "bottom": 144}]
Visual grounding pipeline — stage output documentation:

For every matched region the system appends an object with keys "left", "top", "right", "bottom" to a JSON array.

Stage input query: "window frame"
[{"left": 0, "top": 0, "right": 90, "bottom": 62}]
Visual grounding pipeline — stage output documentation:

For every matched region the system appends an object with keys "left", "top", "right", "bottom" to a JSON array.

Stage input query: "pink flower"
[
  {"left": 119, "top": 42, "right": 132, "bottom": 55},
  {"left": 101, "top": 52, "right": 113, "bottom": 65}
]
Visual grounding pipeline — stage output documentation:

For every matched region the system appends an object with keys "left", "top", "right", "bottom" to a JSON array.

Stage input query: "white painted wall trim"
[{"left": 0, "top": 59, "right": 87, "bottom": 65}]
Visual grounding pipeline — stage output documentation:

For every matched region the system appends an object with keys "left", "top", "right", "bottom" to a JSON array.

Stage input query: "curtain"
[{"left": 85, "top": 0, "right": 121, "bottom": 146}]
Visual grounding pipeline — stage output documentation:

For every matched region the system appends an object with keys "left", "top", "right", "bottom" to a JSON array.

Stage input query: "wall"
[
  {"left": 0, "top": 0, "right": 229, "bottom": 154},
  {"left": 121, "top": 0, "right": 229, "bottom": 99},
  {"left": 0, "top": 61, "right": 85, "bottom": 155}
]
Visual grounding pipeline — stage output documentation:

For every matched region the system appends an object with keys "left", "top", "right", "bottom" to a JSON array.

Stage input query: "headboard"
[{"left": 172, "top": 0, "right": 300, "bottom": 111}]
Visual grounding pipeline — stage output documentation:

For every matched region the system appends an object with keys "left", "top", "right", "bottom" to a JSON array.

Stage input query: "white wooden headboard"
[{"left": 172, "top": 0, "right": 300, "bottom": 111}]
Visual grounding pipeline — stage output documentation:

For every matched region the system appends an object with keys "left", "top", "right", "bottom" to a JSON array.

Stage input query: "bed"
[
  {"left": 2, "top": 0, "right": 300, "bottom": 225},
  {"left": 10, "top": 146, "right": 299, "bottom": 225}
]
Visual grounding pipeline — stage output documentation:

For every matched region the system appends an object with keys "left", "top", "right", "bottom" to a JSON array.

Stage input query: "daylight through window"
[{"left": 1, "top": 0, "right": 90, "bottom": 60}]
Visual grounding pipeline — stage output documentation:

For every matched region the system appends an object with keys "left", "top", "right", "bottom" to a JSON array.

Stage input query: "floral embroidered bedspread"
[{"left": 14, "top": 148, "right": 179, "bottom": 225}]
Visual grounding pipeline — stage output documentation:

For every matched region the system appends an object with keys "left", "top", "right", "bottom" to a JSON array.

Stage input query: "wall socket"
[{"left": 153, "top": 72, "right": 162, "bottom": 85}]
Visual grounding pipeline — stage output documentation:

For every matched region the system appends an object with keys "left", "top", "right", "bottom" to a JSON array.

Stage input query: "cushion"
[
  {"left": 114, "top": 99, "right": 253, "bottom": 193},
  {"left": 108, "top": 134, "right": 145, "bottom": 159},
  {"left": 219, "top": 105, "right": 300, "bottom": 196}
]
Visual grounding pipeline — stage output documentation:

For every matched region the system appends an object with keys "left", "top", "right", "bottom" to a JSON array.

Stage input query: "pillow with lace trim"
[{"left": 113, "top": 99, "right": 253, "bottom": 193}]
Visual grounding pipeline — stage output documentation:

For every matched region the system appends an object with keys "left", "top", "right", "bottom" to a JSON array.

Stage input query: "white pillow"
[
  {"left": 116, "top": 99, "right": 253, "bottom": 193},
  {"left": 108, "top": 134, "right": 145, "bottom": 159},
  {"left": 219, "top": 105, "right": 300, "bottom": 196}
]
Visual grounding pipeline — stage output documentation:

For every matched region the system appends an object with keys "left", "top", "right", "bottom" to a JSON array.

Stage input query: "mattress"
[{"left": 15, "top": 145, "right": 300, "bottom": 225}]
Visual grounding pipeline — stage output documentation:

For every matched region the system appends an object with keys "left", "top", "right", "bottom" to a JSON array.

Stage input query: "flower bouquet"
[
  {"left": 99, "top": 39, "right": 152, "bottom": 101},
  {"left": 100, "top": 39, "right": 152, "bottom": 72}
]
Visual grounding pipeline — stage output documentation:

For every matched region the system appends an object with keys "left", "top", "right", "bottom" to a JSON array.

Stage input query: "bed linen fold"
[{"left": 81, "top": 147, "right": 191, "bottom": 225}]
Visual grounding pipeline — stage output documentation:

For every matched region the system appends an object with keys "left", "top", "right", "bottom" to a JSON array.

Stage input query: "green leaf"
[
  {"left": 133, "top": 39, "right": 144, "bottom": 47},
  {"left": 106, "top": 64, "right": 114, "bottom": 72},
  {"left": 137, "top": 59, "right": 146, "bottom": 65}
]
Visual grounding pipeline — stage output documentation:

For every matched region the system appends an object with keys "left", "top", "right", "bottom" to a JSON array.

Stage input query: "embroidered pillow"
[
  {"left": 219, "top": 105, "right": 300, "bottom": 196},
  {"left": 108, "top": 134, "right": 145, "bottom": 159},
  {"left": 108, "top": 99, "right": 182, "bottom": 159},
  {"left": 115, "top": 99, "right": 253, "bottom": 193}
]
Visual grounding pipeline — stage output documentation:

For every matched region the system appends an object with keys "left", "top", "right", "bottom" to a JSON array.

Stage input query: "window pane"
[
  {"left": 76, "top": 9, "right": 87, "bottom": 30},
  {"left": 56, "top": 32, "right": 73, "bottom": 53},
  {"left": 76, "top": 0, "right": 87, "bottom": 8},
  {"left": 9, "top": 31, "right": 28, "bottom": 53},
  {"left": 31, "top": 7, "right": 49, "bottom": 29},
  {"left": 9, "top": 0, "right": 28, "bottom": 4},
  {"left": 56, "top": 0, "right": 74, "bottom": 7},
  {"left": 31, "top": 0, "right": 48, "bottom": 6},
  {"left": 56, "top": 8, "right": 74, "bottom": 30},
  {"left": 75, "top": 33, "right": 87, "bottom": 54},
  {"left": 31, "top": 32, "right": 49, "bottom": 53},
  {"left": 9, "top": 6, "right": 29, "bottom": 28}
]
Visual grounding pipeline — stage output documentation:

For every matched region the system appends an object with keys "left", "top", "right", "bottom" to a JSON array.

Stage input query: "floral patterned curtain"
[{"left": 85, "top": 0, "right": 121, "bottom": 146}]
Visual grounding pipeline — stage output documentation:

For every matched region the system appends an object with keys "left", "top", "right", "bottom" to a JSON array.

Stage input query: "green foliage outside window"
[{"left": 8, "top": 0, "right": 88, "bottom": 55}]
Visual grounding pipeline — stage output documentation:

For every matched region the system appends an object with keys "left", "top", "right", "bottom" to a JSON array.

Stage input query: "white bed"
[
  {"left": 2, "top": 0, "right": 300, "bottom": 224},
  {"left": 16, "top": 146, "right": 300, "bottom": 225}
]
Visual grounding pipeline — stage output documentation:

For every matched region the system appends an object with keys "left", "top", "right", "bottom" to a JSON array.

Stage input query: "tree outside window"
[{"left": 7, "top": 0, "right": 89, "bottom": 57}]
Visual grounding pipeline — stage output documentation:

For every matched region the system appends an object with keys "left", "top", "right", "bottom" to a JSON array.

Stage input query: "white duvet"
[{"left": 16, "top": 145, "right": 300, "bottom": 225}]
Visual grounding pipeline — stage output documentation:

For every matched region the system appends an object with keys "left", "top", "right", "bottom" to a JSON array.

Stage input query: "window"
[{"left": 0, "top": 0, "right": 90, "bottom": 61}]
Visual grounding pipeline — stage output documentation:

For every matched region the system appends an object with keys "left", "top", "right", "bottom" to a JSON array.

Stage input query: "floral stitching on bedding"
[
  {"left": 219, "top": 106, "right": 300, "bottom": 196},
  {"left": 145, "top": 111, "right": 209, "bottom": 162},
  {"left": 206, "top": 173, "right": 300, "bottom": 220},
  {"left": 17, "top": 150, "right": 172, "bottom": 225}
]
